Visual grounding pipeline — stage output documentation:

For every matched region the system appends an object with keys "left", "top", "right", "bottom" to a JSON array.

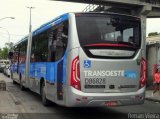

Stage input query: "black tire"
[{"left": 41, "top": 82, "right": 50, "bottom": 106}]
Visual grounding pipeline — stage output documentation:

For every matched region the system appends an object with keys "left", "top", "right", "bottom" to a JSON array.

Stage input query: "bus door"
[
  {"left": 55, "top": 21, "right": 68, "bottom": 101},
  {"left": 30, "top": 40, "right": 37, "bottom": 90},
  {"left": 30, "top": 63, "right": 35, "bottom": 90},
  {"left": 12, "top": 45, "right": 20, "bottom": 82},
  {"left": 47, "top": 21, "right": 68, "bottom": 101},
  {"left": 46, "top": 29, "right": 57, "bottom": 100},
  {"left": 55, "top": 25, "right": 65, "bottom": 101}
]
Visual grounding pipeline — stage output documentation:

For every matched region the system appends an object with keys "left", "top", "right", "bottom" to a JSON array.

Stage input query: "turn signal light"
[{"left": 71, "top": 56, "right": 81, "bottom": 90}]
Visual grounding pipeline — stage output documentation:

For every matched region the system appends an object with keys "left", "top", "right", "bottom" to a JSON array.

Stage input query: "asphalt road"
[{"left": 0, "top": 73, "right": 160, "bottom": 119}]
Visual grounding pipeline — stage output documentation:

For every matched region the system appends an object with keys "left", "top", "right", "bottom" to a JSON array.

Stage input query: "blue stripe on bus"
[
  {"left": 19, "top": 64, "right": 25, "bottom": 75},
  {"left": 12, "top": 51, "right": 68, "bottom": 84},
  {"left": 12, "top": 13, "right": 69, "bottom": 83}
]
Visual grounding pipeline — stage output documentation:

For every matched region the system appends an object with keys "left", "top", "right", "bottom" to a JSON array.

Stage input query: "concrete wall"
[{"left": 146, "top": 44, "right": 159, "bottom": 87}]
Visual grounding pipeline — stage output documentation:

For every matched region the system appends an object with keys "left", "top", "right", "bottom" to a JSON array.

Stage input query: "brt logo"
[
  {"left": 124, "top": 71, "right": 137, "bottom": 79},
  {"left": 84, "top": 60, "right": 91, "bottom": 68}
]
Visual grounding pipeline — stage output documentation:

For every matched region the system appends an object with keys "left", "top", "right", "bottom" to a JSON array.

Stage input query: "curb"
[{"left": 145, "top": 97, "right": 160, "bottom": 103}]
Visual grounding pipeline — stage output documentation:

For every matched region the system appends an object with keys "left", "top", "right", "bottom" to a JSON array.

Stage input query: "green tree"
[
  {"left": 0, "top": 42, "right": 14, "bottom": 59},
  {"left": 0, "top": 47, "right": 9, "bottom": 59},
  {"left": 5, "top": 42, "right": 14, "bottom": 50},
  {"left": 148, "top": 32, "right": 159, "bottom": 36}
]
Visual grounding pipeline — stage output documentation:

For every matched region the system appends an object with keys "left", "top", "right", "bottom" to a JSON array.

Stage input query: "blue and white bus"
[{"left": 9, "top": 12, "right": 146, "bottom": 107}]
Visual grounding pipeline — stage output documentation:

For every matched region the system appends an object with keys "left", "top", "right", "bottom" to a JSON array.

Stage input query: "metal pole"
[
  {"left": 25, "top": 6, "right": 34, "bottom": 88},
  {"left": 29, "top": 7, "right": 32, "bottom": 33}
]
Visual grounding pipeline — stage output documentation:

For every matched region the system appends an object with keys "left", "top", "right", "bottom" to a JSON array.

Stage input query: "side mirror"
[{"left": 8, "top": 52, "right": 13, "bottom": 59}]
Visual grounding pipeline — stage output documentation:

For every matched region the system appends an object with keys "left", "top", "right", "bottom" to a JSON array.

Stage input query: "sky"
[{"left": 0, "top": 0, "right": 159, "bottom": 48}]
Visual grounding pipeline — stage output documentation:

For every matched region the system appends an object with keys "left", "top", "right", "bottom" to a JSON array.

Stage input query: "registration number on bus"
[{"left": 85, "top": 78, "right": 106, "bottom": 88}]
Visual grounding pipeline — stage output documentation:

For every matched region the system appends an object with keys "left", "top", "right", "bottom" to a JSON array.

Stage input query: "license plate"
[
  {"left": 105, "top": 101, "right": 118, "bottom": 107},
  {"left": 84, "top": 78, "right": 106, "bottom": 88}
]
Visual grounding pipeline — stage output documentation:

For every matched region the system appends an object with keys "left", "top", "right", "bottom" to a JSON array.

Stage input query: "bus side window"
[
  {"left": 31, "top": 37, "right": 36, "bottom": 62},
  {"left": 48, "top": 29, "right": 58, "bottom": 62},
  {"left": 48, "top": 20, "right": 68, "bottom": 62},
  {"left": 55, "top": 21, "right": 68, "bottom": 61},
  {"left": 14, "top": 45, "right": 20, "bottom": 74},
  {"left": 31, "top": 31, "right": 48, "bottom": 62},
  {"left": 20, "top": 40, "right": 27, "bottom": 64}
]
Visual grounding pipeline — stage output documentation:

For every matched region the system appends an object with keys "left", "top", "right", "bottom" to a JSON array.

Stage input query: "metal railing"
[{"left": 83, "top": 4, "right": 101, "bottom": 12}]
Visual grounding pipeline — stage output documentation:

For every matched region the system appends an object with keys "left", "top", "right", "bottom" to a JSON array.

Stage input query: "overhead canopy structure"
[
  {"left": 54, "top": 0, "right": 160, "bottom": 40},
  {"left": 55, "top": 0, "right": 160, "bottom": 18}
]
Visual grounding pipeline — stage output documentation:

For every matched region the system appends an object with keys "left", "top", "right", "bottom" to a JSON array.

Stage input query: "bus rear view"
[{"left": 66, "top": 13, "right": 146, "bottom": 107}]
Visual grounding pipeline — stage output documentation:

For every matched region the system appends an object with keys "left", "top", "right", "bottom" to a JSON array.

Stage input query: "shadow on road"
[
  {"left": 18, "top": 107, "right": 128, "bottom": 119},
  {"left": 51, "top": 107, "right": 127, "bottom": 119}
]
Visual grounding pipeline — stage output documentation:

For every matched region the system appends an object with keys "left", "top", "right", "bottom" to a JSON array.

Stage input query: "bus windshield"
[{"left": 76, "top": 14, "right": 141, "bottom": 48}]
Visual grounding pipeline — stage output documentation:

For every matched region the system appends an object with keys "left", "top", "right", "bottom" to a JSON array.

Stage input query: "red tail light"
[
  {"left": 71, "top": 56, "right": 81, "bottom": 90},
  {"left": 140, "top": 58, "right": 147, "bottom": 88}
]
